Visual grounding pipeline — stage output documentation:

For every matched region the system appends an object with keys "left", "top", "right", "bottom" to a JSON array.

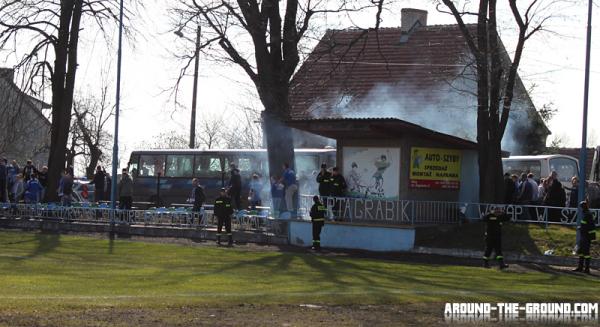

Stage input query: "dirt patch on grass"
[
  {"left": 1, "top": 303, "right": 589, "bottom": 327},
  {"left": 0, "top": 303, "right": 443, "bottom": 327}
]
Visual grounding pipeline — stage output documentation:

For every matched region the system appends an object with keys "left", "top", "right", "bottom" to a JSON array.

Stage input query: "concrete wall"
[{"left": 289, "top": 220, "right": 415, "bottom": 251}]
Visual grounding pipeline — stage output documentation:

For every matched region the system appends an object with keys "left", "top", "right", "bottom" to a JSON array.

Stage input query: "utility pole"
[
  {"left": 110, "top": 0, "right": 125, "bottom": 212},
  {"left": 175, "top": 25, "right": 201, "bottom": 149},
  {"left": 577, "top": 0, "right": 593, "bottom": 236}
]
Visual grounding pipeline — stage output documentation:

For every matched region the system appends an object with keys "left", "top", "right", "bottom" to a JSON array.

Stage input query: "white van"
[{"left": 502, "top": 155, "right": 579, "bottom": 188}]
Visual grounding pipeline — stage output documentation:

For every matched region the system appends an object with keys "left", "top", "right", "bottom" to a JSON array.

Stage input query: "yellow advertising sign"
[{"left": 409, "top": 147, "right": 461, "bottom": 189}]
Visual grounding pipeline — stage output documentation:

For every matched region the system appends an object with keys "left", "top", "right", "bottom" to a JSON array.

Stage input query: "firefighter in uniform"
[
  {"left": 214, "top": 188, "right": 234, "bottom": 246},
  {"left": 329, "top": 167, "right": 347, "bottom": 220},
  {"left": 483, "top": 207, "right": 510, "bottom": 269},
  {"left": 310, "top": 196, "right": 327, "bottom": 251},
  {"left": 574, "top": 201, "right": 596, "bottom": 274},
  {"left": 316, "top": 164, "right": 332, "bottom": 197}
]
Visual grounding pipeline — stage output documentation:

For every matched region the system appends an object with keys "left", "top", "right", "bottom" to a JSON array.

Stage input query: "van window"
[
  {"left": 227, "top": 154, "right": 263, "bottom": 176},
  {"left": 139, "top": 155, "right": 165, "bottom": 177},
  {"left": 502, "top": 160, "right": 541, "bottom": 178},
  {"left": 194, "top": 155, "right": 222, "bottom": 178},
  {"left": 165, "top": 155, "right": 193, "bottom": 177},
  {"left": 550, "top": 157, "right": 578, "bottom": 183}
]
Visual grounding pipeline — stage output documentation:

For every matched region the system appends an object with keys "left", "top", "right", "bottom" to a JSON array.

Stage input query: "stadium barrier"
[
  {"left": 0, "top": 202, "right": 278, "bottom": 235},
  {"left": 2, "top": 198, "right": 598, "bottom": 230},
  {"left": 298, "top": 195, "right": 600, "bottom": 227}
]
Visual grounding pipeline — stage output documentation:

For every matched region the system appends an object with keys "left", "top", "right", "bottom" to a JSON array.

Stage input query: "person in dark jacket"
[
  {"left": 228, "top": 164, "right": 242, "bottom": 210},
  {"left": 329, "top": 167, "right": 347, "bottom": 220},
  {"left": 482, "top": 207, "right": 510, "bottom": 269},
  {"left": 316, "top": 164, "right": 332, "bottom": 197},
  {"left": 0, "top": 158, "right": 7, "bottom": 203},
  {"left": 503, "top": 173, "right": 515, "bottom": 204},
  {"left": 573, "top": 201, "right": 596, "bottom": 274},
  {"left": 191, "top": 178, "right": 205, "bottom": 211},
  {"left": 330, "top": 167, "right": 347, "bottom": 197},
  {"left": 118, "top": 168, "right": 133, "bottom": 210},
  {"left": 90, "top": 166, "right": 106, "bottom": 203},
  {"left": 214, "top": 188, "right": 233, "bottom": 245},
  {"left": 309, "top": 196, "right": 327, "bottom": 251},
  {"left": 544, "top": 172, "right": 566, "bottom": 221},
  {"left": 59, "top": 168, "right": 74, "bottom": 206},
  {"left": 189, "top": 178, "right": 205, "bottom": 225},
  {"left": 567, "top": 176, "right": 580, "bottom": 208},
  {"left": 22, "top": 160, "right": 37, "bottom": 182}
]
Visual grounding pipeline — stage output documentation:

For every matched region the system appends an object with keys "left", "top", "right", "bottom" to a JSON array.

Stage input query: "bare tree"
[
  {"left": 72, "top": 80, "right": 115, "bottom": 179},
  {"left": 438, "top": 0, "right": 555, "bottom": 202},
  {"left": 196, "top": 113, "right": 225, "bottom": 149},
  {"left": 170, "top": 0, "right": 384, "bottom": 186},
  {"left": 0, "top": 0, "right": 137, "bottom": 201},
  {"left": 221, "top": 106, "right": 263, "bottom": 149},
  {"left": 138, "top": 130, "right": 188, "bottom": 150}
]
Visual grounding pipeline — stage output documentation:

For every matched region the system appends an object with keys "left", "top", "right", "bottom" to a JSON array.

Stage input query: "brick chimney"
[
  {"left": 401, "top": 8, "right": 428, "bottom": 33},
  {"left": 0, "top": 67, "right": 14, "bottom": 82}
]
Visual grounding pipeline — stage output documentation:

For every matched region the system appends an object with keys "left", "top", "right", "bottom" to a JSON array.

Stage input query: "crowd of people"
[
  {"left": 0, "top": 158, "right": 134, "bottom": 211},
  {"left": 503, "top": 171, "right": 582, "bottom": 208},
  {"left": 0, "top": 158, "right": 48, "bottom": 204},
  {"left": 214, "top": 161, "right": 351, "bottom": 220}
]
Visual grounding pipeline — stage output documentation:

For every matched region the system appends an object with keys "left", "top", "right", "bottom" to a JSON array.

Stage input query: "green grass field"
[
  {"left": 416, "top": 222, "right": 599, "bottom": 257},
  {"left": 0, "top": 229, "right": 598, "bottom": 325}
]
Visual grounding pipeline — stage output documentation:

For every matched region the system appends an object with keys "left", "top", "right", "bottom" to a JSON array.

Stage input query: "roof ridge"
[{"left": 326, "top": 23, "right": 476, "bottom": 33}]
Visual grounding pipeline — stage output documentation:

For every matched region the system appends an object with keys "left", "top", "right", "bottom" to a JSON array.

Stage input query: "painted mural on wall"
[
  {"left": 343, "top": 147, "right": 400, "bottom": 199},
  {"left": 409, "top": 147, "right": 461, "bottom": 189}
]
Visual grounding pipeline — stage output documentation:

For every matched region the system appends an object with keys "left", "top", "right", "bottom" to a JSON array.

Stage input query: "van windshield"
[
  {"left": 549, "top": 157, "right": 578, "bottom": 184},
  {"left": 502, "top": 160, "right": 541, "bottom": 179}
]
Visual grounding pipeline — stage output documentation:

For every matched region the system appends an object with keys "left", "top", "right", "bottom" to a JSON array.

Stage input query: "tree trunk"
[
  {"left": 86, "top": 148, "right": 102, "bottom": 179},
  {"left": 45, "top": 0, "right": 82, "bottom": 202},
  {"left": 262, "top": 110, "right": 296, "bottom": 176},
  {"left": 261, "top": 109, "right": 296, "bottom": 213}
]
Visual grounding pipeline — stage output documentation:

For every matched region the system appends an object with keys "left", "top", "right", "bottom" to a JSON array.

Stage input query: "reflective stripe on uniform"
[
  {"left": 483, "top": 256, "right": 489, "bottom": 260},
  {"left": 216, "top": 201, "right": 223, "bottom": 203},
  {"left": 313, "top": 240, "right": 320, "bottom": 243},
  {"left": 496, "top": 256, "right": 503, "bottom": 260},
  {"left": 582, "top": 220, "right": 587, "bottom": 224},
  {"left": 590, "top": 230, "right": 596, "bottom": 234},
  {"left": 313, "top": 219, "right": 325, "bottom": 222},
  {"left": 584, "top": 255, "right": 591, "bottom": 259},
  {"left": 318, "top": 206, "right": 326, "bottom": 211}
]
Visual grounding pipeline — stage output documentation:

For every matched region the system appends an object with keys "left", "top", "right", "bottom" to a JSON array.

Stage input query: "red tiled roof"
[
  {"left": 289, "top": 25, "right": 550, "bottom": 149},
  {"left": 290, "top": 25, "right": 477, "bottom": 120}
]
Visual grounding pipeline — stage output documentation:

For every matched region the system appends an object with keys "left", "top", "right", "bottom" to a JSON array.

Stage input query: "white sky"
[{"left": 5, "top": 0, "right": 600, "bottom": 164}]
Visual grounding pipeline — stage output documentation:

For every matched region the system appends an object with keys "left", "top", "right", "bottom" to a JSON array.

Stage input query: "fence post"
[{"left": 411, "top": 200, "right": 415, "bottom": 225}]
